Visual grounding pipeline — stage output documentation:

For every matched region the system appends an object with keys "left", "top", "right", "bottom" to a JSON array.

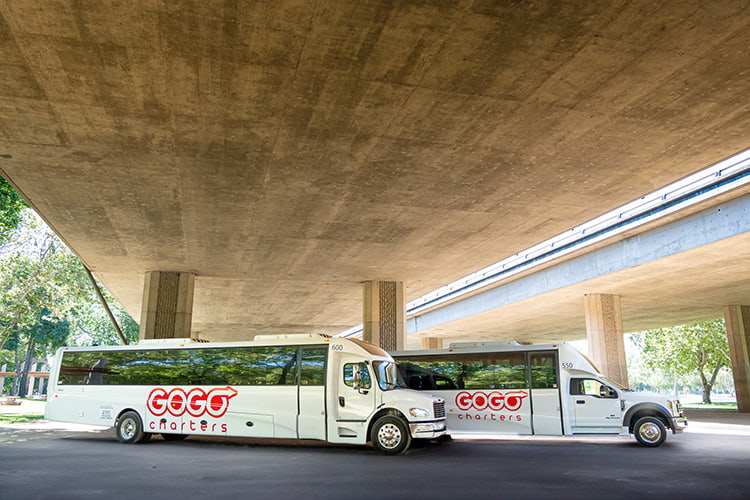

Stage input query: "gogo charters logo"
[
  {"left": 147, "top": 387, "right": 238, "bottom": 418},
  {"left": 455, "top": 390, "right": 528, "bottom": 412}
]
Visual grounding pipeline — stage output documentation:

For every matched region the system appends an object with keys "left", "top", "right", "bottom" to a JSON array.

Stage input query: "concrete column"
[
  {"left": 139, "top": 271, "right": 196, "bottom": 340},
  {"left": 362, "top": 281, "right": 405, "bottom": 352},
  {"left": 584, "top": 293, "right": 628, "bottom": 387},
  {"left": 421, "top": 337, "right": 443, "bottom": 349},
  {"left": 724, "top": 305, "right": 750, "bottom": 412}
]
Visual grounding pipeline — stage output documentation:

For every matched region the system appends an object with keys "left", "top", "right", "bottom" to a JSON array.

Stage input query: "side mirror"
[
  {"left": 600, "top": 385, "right": 616, "bottom": 398},
  {"left": 352, "top": 364, "right": 360, "bottom": 391}
]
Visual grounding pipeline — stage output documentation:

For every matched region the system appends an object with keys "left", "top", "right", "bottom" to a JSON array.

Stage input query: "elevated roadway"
[{"left": 0, "top": 1, "right": 748, "bottom": 346}]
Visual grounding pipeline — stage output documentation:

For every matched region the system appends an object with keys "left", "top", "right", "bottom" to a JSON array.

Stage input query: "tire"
[
  {"left": 633, "top": 415, "right": 667, "bottom": 447},
  {"left": 116, "top": 411, "right": 147, "bottom": 444},
  {"left": 161, "top": 433, "right": 188, "bottom": 441},
  {"left": 370, "top": 415, "right": 411, "bottom": 455}
]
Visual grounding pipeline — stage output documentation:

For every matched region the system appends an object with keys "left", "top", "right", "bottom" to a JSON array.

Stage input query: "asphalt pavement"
[{"left": 1, "top": 404, "right": 749, "bottom": 500}]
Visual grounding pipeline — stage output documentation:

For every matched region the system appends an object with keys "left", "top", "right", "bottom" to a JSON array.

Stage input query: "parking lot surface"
[{"left": 1, "top": 408, "right": 748, "bottom": 500}]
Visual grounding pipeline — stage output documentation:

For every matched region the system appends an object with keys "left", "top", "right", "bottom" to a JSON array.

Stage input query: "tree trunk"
[
  {"left": 11, "top": 348, "right": 21, "bottom": 396},
  {"left": 698, "top": 369, "right": 712, "bottom": 404},
  {"left": 16, "top": 338, "right": 35, "bottom": 398}
]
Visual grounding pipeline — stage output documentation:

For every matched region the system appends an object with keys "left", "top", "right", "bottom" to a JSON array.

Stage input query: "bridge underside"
[{"left": 0, "top": 1, "right": 748, "bottom": 343}]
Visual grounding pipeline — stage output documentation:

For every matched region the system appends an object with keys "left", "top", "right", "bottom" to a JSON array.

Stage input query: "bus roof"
[
  {"left": 391, "top": 342, "right": 577, "bottom": 357},
  {"left": 58, "top": 333, "right": 336, "bottom": 352}
]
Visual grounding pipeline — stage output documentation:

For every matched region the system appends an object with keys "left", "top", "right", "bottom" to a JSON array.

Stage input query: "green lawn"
[
  {"left": 683, "top": 402, "right": 738, "bottom": 411},
  {"left": 0, "top": 414, "right": 45, "bottom": 424}
]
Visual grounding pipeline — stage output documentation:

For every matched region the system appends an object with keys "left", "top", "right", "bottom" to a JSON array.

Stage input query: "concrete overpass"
[{"left": 0, "top": 0, "right": 749, "bottom": 387}]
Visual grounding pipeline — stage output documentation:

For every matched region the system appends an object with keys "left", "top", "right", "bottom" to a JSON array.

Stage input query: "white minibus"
[
  {"left": 46, "top": 334, "right": 447, "bottom": 454},
  {"left": 391, "top": 341, "right": 687, "bottom": 447}
]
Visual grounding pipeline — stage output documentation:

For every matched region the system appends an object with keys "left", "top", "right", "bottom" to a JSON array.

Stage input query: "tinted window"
[
  {"left": 397, "top": 352, "right": 528, "bottom": 390},
  {"left": 529, "top": 352, "right": 558, "bottom": 389},
  {"left": 343, "top": 363, "right": 371, "bottom": 389},
  {"left": 300, "top": 347, "right": 327, "bottom": 386},
  {"left": 59, "top": 350, "right": 189, "bottom": 386},
  {"left": 59, "top": 346, "right": 303, "bottom": 386}
]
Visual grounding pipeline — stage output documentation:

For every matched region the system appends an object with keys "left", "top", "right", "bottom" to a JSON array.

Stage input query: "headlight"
[{"left": 409, "top": 407, "right": 430, "bottom": 418}]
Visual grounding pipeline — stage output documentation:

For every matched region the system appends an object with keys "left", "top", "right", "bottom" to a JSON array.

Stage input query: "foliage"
[
  {"left": 0, "top": 207, "right": 139, "bottom": 395},
  {"left": 67, "top": 297, "right": 139, "bottom": 347},
  {"left": 630, "top": 320, "right": 731, "bottom": 404},
  {"left": 0, "top": 210, "right": 90, "bottom": 350},
  {"left": 0, "top": 177, "right": 27, "bottom": 245}
]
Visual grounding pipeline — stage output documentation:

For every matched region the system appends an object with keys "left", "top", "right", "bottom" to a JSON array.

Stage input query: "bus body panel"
[
  {"left": 46, "top": 334, "right": 446, "bottom": 453},
  {"left": 391, "top": 341, "right": 686, "bottom": 446}
]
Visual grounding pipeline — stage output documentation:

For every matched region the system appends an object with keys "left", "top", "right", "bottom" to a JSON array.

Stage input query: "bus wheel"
[
  {"left": 371, "top": 415, "right": 411, "bottom": 455},
  {"left": 116, "top": 411, "right": 147, "bottom": 444},
  {"left": 161, "top": 433, "right": 188, "bottom": 441},
  {"left": 633, "top": 416, "right": 667, "bottom": 447}
]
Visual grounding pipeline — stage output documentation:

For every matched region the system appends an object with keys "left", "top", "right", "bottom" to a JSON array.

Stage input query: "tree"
[
  {"left": 0, "top": 208, "right": 139, "bottom": 396},
  {"left": 0, "top": 210, "right": 91, "bottom": 350},
  {"left": 630, "top": 320, "right": 731, "bottom": 404},
  {"left": 0, "top": 177, "right": 27, "bottom": 245},
  {"left": 7, "top": 307, "right": 69, "bottom": 397}
]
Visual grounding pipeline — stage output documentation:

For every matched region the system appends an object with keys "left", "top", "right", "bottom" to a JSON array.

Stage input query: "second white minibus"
[
  {"left": 392, "top": 341, "right": 686, "bottom": 447},
  {"left": 46, "top": 334, "right": 447, "bottom": 454}
]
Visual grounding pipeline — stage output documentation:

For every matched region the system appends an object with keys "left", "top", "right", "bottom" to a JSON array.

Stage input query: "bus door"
[
  {"left": 569, "top": 377, "right": 622, "bottom": 432},
  {"left": 528, "top": 351, "right": 563, "bottom": 435},
  {"left": 297, "top": 346, "right": 327, "bottom": 440},
  {"left": 332, "top": 355, "right": 376, "bottom": 442}
]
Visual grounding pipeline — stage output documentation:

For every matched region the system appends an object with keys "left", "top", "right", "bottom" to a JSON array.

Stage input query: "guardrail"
[{"left": 341, "top": 148, "right": 750, "bottom": 338}]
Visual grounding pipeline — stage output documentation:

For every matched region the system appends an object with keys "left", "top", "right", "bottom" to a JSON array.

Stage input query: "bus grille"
[{"left": 433, "top": 400, "right": 446, "bottom": 419}]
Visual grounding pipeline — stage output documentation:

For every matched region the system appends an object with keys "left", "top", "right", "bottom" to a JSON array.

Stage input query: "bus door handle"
[
  {"left": 576, "top": 400, "right": 586, "bottom": 405},
  {"left": 339, "top": 397, "right": 345, "bottom": 407}
]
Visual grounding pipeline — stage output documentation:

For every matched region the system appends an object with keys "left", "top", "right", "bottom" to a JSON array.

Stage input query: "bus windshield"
[{"left": 373, "top": 361, "right": 406, "bottom": 391}]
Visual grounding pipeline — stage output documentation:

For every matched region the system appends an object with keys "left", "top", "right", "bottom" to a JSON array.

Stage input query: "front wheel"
[
  {"left": 633, "top": 416, "right": 667, "bottom": 447},
  {"left": 371, "top": 415, "right": 411, "bottom": 455},
  {"left": 116, "top": 411, "right": 148, "bottom": 444}
]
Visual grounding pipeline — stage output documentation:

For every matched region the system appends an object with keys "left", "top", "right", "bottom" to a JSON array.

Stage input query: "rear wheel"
[
  {"left": 633, "top": 415, "right": 667, "bottom": 447},
  {"left": 116, "top": 411, "right": 148, "bottom": 444},
  {"left": 371, "top": 415, "right": 411, "bottom": 455}
]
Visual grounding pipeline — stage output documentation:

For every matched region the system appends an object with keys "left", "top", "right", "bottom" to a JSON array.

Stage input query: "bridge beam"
[
  {"left": 584, "top": 293, "right": 628, "bottom": 387},
  {"left": 363, "top": 281, "right": 405, "bottom": 351},
  {"left": 139, "top": 271, "right": 195, "bottom": 340},
  {"left": 724, "top": 305, "right": 750, "bottom": 412}
]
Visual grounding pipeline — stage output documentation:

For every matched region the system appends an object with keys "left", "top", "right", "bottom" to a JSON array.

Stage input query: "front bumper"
[
  {"left": 671, "top": 415, "right": 688, "bottom": 434},
  {"left": 409, "top": 419, "right": 447, "bottom": 439}
]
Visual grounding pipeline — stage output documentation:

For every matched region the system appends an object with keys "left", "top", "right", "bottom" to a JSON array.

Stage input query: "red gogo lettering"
[
  {"left": 455, "top": 391, "right": 528, "bottom": 412},
  {"left": 147, "top": 387, "right": 238, "bottom": 418}
]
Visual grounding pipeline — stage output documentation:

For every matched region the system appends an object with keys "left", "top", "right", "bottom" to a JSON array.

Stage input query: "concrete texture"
[{"left": 0, "top": 1, "right": 748, "bottom": 343}]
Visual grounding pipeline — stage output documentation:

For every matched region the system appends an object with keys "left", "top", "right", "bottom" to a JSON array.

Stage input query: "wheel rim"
[
  {"left": 120, "top": 418, "right": 136, "bottom": 440},
  {"left": 377, "top": 423, "right": 402, "bottom": 449},
  {"left": 639, "top": 422, "right": 662, "bottom": 443}
]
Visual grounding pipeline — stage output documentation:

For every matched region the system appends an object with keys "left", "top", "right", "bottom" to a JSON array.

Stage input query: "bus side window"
[{"left": 343, "top": 363, "right": 371, "bottom": 389}]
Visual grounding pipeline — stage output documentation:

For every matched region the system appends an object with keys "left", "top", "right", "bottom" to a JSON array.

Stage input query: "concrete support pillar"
[
  {"left": 724, "top": 305, "right": 750, "bottom": 412},
  {"left": 421, "top": 337, "right": 443, "bottom": 350},
  {"left": 362, "top": 281, "right": 405, "bottom": 352},
  {"left": 139, "top": 271, "right": 196, "bottom": 340},
  {"left": 584, "top": 293, "right": 628, "bottom": 387}
]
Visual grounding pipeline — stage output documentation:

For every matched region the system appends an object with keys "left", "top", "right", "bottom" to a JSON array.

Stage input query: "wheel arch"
[
  {"left": 624, "top": 403, "right": 673, "bottom": 433},
  {"left": 366, "top": 408, "right": 408, "bottom": 443},
  {"left": 115, "top": 407, "right": 142, "bottom": 424}
]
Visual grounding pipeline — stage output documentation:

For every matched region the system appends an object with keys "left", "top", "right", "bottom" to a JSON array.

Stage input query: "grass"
[
  {"left": 683, "top": 402, "right": 738, "bottom": 411},
  {"left": 0, "top": 414, "right": 45, "bottom": 424}
]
